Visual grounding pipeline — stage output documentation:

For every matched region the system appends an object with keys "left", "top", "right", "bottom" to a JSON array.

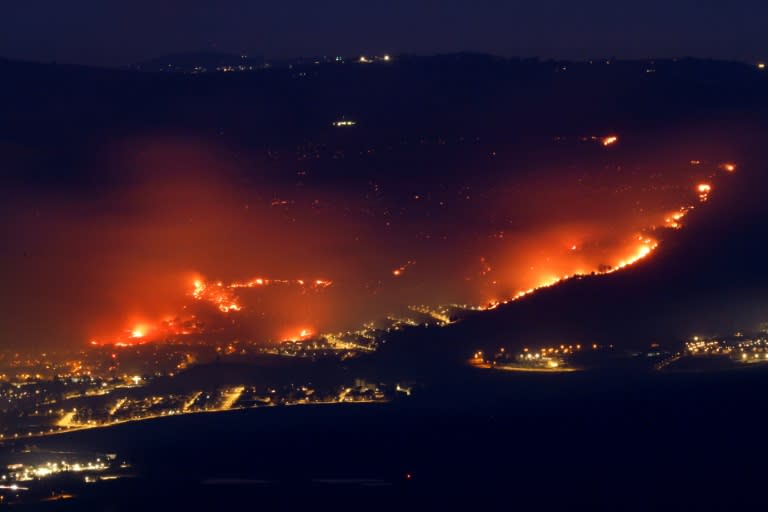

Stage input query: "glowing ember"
[
  {"left": 479, "top": 257, "right": 492, "bottom": 276},
  {"left": 664, "top": 207, "right": 690, "bottom": 229},
  {"left": 392, "top": 260, "right": 415, "bottom": 277},
  {"left": 229, "top": 277, "right": 333, "bottom": 289},
  {"left": 697, "top": 183, "right": 712, "bottom": 202}
]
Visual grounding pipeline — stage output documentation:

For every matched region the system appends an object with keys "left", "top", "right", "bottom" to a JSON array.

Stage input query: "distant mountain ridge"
[
  {"left": 367, "top": 149, "right": 768, "bottom": 373},
  {"left": 445, "top": 155, "right": 768, "bottom": 353},
  {"left": 133, "top": 50, "right": 265, "bottom": 72}
]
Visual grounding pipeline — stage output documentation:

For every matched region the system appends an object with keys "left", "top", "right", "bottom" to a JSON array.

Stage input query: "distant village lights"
[{"left": 359, "top": 54, "right": 392, "bottom": 64}]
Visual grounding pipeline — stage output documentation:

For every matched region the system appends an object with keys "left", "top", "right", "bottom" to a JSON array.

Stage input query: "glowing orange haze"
[{"left": 0, "top": 135, "right": 739, "bottom": 347}]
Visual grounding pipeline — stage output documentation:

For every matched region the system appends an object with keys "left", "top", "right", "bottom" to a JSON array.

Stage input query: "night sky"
[{"left": 1, "top": 0, "right": 767, "bottom": 66}]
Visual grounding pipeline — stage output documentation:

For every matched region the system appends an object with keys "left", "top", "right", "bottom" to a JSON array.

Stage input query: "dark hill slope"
[
  {"left": 451, "top": 146, "right": 768, "bottom": 352},
  {"left": 368, "top": 145, "right": 768, "bottom": 374}
]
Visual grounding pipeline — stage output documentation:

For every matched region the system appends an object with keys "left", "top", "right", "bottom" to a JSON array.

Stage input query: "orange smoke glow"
[
  {"left": 283, "top": 327, "right": 315, "bottom": 341},
  {"left": 3, "top": 135, "right": 734, "bottom": 350},
  {"left": 480, "top": 234, "right": 660, "bottom": 310}
]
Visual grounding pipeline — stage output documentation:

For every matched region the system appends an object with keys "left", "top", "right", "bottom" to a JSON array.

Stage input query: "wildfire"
[
  {"left": 190, "top": 279, "right": 242, "bottom": 313},
  {"left": 697, "top": 183, "right": 712, "bottom": 202},
  {"left": 192, "top": 279, "right": 205, "bottom": 299},
  {"left": 229, "top": 277, "right": 333, "bottom": 289},
  {"left": 190, "top": 274, "right": 334, "bottom": 313},
  {"left": 90, "top": 319, "right": 173, "bottom": 347},
  {"left": 283, "top": 327, "right": 315, "bottom": 341},
  {"left": 90, "top": 271, "right": 336, "bottom": 347},
  {"left": 84, "top": 148, "right": 739, "bottom": 350},
  {"left": 609, "top": 240, "right": 657, "bottom": 271},
  {"left": 479, "top": 234, "right": 660, "bottom": 311},
  {"left": 664, "top": 207, "right": 690, "bottom": 229},
  {"left": 601, "top": 135, "right": 618, "bottom": 147},
  {"left": 478, "top": 167, "right": 734, "bottom": 313}
]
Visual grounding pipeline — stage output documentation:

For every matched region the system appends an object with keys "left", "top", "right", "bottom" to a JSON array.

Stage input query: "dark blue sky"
[{"left": 1, "top": 0, "right": 766, "bottom": 66}]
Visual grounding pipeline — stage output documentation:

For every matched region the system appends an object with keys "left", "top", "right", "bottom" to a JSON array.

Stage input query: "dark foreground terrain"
[{"left": 7, "top": 365, "right": 768, "bottom": 511}]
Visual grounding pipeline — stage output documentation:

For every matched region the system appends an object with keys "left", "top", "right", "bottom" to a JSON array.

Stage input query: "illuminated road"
[
  {"left": 13, "top": 398, "right": 388, "bottom": 442},
  {"left": 469, "top": 361, "right": 580, "bottom": 373},
  {"left": 183, "top": 391, "right": 202, "bottom": 412},
  {"left": 108, "top": 398, "right": 127, "bottom": 416},
  {"left": 219, "top": 386, "right": 244, "bottom": 410},
  {"left": 56, "top": 411, "right": 77, "bottom": 428},
  {"left": 493, "top": 365, "right": 579, "bottom": 373},
  {"left": 655, "top": 354, "right": 682, "bottom": 370}
]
